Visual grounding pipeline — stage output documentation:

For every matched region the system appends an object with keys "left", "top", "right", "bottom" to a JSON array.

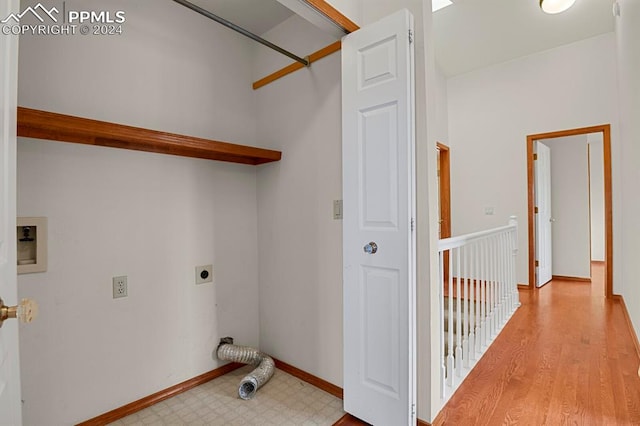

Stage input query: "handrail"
[
  {"left": 436, "top": 216, "right": 520, "bottom": 409},
  {"left": 438, "top": 216, "right": 517, "bottom": 252}
]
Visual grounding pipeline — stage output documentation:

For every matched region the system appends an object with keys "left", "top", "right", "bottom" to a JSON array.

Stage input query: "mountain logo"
[{"left": 1, "top": 3, "right": 59, "bottom": 24}]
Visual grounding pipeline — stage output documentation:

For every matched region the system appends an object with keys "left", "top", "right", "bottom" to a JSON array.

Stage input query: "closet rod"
[{"left": 172, "top": 0, "right": 310, "bottom": 67}]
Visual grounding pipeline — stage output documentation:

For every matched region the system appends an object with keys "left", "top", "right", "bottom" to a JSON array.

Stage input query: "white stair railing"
[{"left": 438, "top": 216, "right": 520, "bottom": 402}]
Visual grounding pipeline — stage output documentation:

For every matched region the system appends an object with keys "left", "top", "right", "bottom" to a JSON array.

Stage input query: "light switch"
[{"left": 333, "top": 200, "right": 343, "bottom": 220}]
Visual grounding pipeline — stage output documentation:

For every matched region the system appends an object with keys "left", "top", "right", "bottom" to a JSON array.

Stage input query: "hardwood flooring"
[{"left": 434, "top": 264, "right": 640, "bottom": 425}]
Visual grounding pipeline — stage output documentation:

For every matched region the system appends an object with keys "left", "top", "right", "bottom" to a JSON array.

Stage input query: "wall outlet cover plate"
[{"left": 113, "top": 276, "right": 128, "bottom": 299}]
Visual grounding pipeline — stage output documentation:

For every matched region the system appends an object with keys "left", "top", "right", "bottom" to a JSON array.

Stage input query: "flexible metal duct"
[{"left": 216, "top": 337, "right": 275, "bottom": 400}]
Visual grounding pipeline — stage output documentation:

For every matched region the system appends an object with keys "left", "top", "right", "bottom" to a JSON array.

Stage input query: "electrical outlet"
[
  {"left": 196, "top": 265, "right": 213, "bottom": 285},
  {"left": 112, "top": 276, "right": 128, "bottom": 299}
]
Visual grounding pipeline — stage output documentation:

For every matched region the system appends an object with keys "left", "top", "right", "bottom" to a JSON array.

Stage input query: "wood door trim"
[
  {"left": 437, "top": 142, "right": 451, "bottom": 239},
  {"left": 526, "top": 124, "right": 613, "bottom": 297},
  {"left": 437, "top": 142, "right": 451, "bottom": 283}
]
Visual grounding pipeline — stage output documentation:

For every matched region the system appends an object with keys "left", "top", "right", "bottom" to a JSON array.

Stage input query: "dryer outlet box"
[{"left": 196, "top": 265, "right": 213, "bottom": 285}]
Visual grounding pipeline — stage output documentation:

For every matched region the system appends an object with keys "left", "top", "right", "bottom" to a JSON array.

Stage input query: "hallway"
[{"left": 434, "top": 264, "right": 640, "bottom": 425}]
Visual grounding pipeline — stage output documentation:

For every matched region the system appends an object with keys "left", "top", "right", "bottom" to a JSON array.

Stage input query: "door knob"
[
  {"left": 0, "top": 297, "right": 38, "bottom": 328},
  {"left": 363, "top": 242, "right": 378, "bottom": 254}
]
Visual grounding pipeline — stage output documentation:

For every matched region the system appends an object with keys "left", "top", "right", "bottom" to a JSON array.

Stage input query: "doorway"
[
  {"left": 437, "top": 143, "right": 451, "bottom": 281},
  {"left": 437, "top": 142, "right": 451, "bottom": 240},
  {"left": 341, "top": 9, "right": 416, "bottom": 425},
  {"left": 526, "top": 124, "right": 613, "bottom": 297}
]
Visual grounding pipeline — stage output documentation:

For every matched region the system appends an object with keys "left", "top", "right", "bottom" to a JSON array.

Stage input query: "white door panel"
[
  {"left": 0, "top": 0, "right": 22, "bottom": 424},
  {"left": 342, "top": 9, "right": 416, "bottom": 426},
  {"left": 535, "top": 141, "right": 552, "bottom": 287}
]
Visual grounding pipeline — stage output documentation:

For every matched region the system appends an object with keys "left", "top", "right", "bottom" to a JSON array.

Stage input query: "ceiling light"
[
  {"left": 540, "top": 0, "right": 577, "bottom": 14},
  {"left": 432, "top": 0, "right": 453, "bottom": 13}
]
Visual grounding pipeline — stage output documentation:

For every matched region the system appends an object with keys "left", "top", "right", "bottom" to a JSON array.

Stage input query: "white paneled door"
[
  {"left": 342, "top": 9, "right": 416, "bottom": 426},
  {"left": 0, "top": 0, "right": 22, "bottom": 424},
  {"left": 535, "top": 141, "right": 553, "bottom": 287}
]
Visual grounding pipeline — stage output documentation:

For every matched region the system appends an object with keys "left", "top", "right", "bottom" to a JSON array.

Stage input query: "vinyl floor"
[{"left": 109, "top": 365, "right": 345, "bottom": 426}]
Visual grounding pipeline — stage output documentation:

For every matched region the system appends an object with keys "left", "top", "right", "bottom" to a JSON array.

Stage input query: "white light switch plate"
[{"left": 333, "top": 200, "right": 343, "bottom": 220}]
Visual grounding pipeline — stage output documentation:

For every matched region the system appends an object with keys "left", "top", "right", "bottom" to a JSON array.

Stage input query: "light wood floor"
[{"left": 434, "top": 264, "right": 640, "bottom": 425}]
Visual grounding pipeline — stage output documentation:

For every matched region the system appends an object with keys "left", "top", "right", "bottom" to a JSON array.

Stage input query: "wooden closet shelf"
[{"left": 17, "top": 107, "right": 282, "bottom": 165}]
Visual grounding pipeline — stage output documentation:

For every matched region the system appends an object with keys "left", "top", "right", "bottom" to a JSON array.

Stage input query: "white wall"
[
  {"left": 17, "top": 1, "right": 261, "bottom": 424},
  {"left": 252, "top": 14, "right": 338, "bottom": 91},
  {"left": 254, "top": 15, "right": 343, "bottom": 387},
  {"left": 447, "top": 33, "right": 620, "bottom": 288},
  {"left": 542, "top": 136, "right": 590, "bottom": 278},
  {"left": 18, "top": 0, "right": 258, "bottom": 147},
  {"left": 588, "top": 134, "right": 605, "bottom": 262},
  {"left": 434, "top": 64, "right": 449, "bottom": 145},
  {"left": 615, "top": 1, "right": 640, "bottom": 337}
]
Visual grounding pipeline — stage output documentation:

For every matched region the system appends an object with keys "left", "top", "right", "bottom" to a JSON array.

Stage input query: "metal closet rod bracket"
[{"left": 172, "top": 0, "right": 311, "bottom": 67}]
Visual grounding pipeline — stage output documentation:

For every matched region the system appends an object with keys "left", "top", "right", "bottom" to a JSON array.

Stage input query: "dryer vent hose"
[{"left": 216, "top": 337, "right": 275, "bottom": 400}]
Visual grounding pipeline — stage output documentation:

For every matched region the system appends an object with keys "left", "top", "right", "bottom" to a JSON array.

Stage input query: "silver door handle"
[{"left": 363, "top": 242, "right": 378, "bottom": 254}]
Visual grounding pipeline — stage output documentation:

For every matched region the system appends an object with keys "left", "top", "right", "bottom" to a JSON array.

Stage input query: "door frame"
[
  {"left": 0, "top": 0, "right": 22, "bottom": 422},
  {"left": 437, "top": 142, "right": 451, "bottom": 240},
  {"left": 437, "top": 143, "right": 451, "bottom": 282},
  {"left": 526, "top": 124, "right": 613, "bottom": 297}
]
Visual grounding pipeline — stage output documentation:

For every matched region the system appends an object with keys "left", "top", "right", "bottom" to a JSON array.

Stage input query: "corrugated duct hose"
[{"left": 216, "top": 337, "right": 275, "bottom": 400}]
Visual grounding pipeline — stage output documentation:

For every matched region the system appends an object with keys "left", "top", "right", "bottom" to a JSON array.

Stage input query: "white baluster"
[
  {"left": 494, "top": 235, "right": 500, "bottom": 334},
  {"left": 510, "top": 216, "right": 520, "bottom": 309},
  {"left": 503, "top": 232, "right": 509, "bottom": 313},
  {"left": 437, "top": 216, "right": 522, "bottom": 406},
  {"left": 455, "top": 247, "right": 462, "bottom": 378},
  {"left": 473, "top": 243, "right": 482, "bottom": 359},
  {"left": 447, "top": 246, "right": 454, "bottom": 387},
  {"left": 493, "top": 235, "right": 502, "bottom": 337},
  {"left": 439, "top": 250, "right": 446, "bottom": 398},
  {"left": 499, "top": 232, "right": 506, "bottom": 325},
  {"left": 490, "top": 236, "right": 494, "bottom": 337},
  {"left": 495, "top": 234, "right": 499, "bottom": 327},
  {"left": 481, "top": 238, "right": 487, "bottom": 349},
  {"left": 496, "top": 235, "right": 501, "bottom": 333},
  {"left": 466, "top": 243, "right": 477, "bottom": 367},
  {"left": 463, "top": 244, "right": 469, "bottom": 368}
]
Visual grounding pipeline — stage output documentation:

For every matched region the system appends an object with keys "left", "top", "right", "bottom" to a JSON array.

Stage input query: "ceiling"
[
  {"left": 185, "top": 0, "right": 293, "bottom": 35},
  {"left": 179, "top": 0, "right": 615, "bottom": 78},
  {"left": 434, "top": 0, "right": 615, "bottom": 77}
]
